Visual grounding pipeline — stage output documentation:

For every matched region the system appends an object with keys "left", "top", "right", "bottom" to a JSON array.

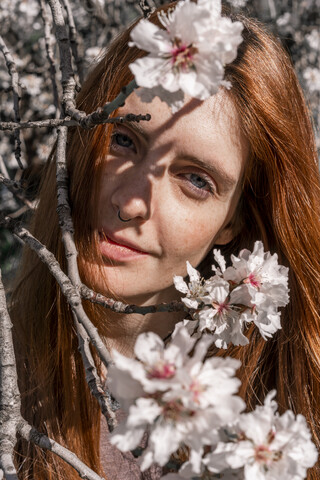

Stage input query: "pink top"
[{"left": 99, "top": 416, "right": 163, "bottom": 480}]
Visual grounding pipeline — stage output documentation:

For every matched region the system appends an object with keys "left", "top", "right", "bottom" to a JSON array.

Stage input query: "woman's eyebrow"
[
  {"left": 186, "top": 156, "right": 239, "bottom": 193},
  {"left": 124, "top": 121, "right": 150, "bottom": 142}
]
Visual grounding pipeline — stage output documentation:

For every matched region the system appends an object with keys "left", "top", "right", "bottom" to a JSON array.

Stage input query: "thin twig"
[
  {"left": 0, "top": 113, "right": 151, "bottom": 131},
  {"left": 80, "top": 284, "right": 188, "bottom": 315},
  {"left": 56, "top": 127, "right": 75, "bottom": 238},
  {"left": 0, "top": 36, "right": 23, "bottom": 170},
  {"left": 0, "top": 267, "right": 107, "bottom": 480},
  {"left": 0, "top": 156, "right": 10, "bottom": 178},
  {"left": 61, "top": 0, "right": 85, "bottom": 84},
  {"left": 76, "top": 79, "right": 139, "bottom": 128},
  {"left": 80, "top": 0, "right": 109, "bottom": 26},
  {"left": 0, "top": 174, "right": 36, "bottom": 212},
  {"left": 8, "top": 205, "right": 33, "bottom": 219},
  {"left": 19, "top": 421, "right": 105, "bottom": 480},
  {"left": 77, "top": 329, "right": 117, "bottom": 430},
  {"left": 47, "top": 0, "right": 77, "bottom": 115},
  {"left": 39, "top": 0, "right": 61, "bottom": 116},
  {"left": 139, "top": 0, "right": 155, "bottom": 18},
  {"left": 0, "top": 174, "right": 25, "bottom": 194}
]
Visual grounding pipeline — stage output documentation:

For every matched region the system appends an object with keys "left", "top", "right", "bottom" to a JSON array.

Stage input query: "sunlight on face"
[{"left": 90, "top": 90, "right": 249, "bottom": 305}]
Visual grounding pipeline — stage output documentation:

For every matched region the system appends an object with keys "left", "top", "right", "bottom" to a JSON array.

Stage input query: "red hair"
[{"left": 11, "top": 5, "right": 320, "bottom": 479}]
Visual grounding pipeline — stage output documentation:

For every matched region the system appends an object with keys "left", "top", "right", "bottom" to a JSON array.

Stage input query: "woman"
[{"left": 11, "top": 2, "right": 320, "bottom": 479}]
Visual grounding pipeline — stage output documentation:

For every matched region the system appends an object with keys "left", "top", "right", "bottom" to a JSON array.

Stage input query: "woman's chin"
[{"left": 82, "top": 263, "right": 178, "bottom": 307}]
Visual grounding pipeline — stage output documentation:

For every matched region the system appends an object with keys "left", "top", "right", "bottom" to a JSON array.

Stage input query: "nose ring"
[{"left": 118, "top": 209, "right": 131, "bottom": 222}]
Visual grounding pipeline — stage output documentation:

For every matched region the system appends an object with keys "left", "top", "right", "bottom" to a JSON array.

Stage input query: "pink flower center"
[
  {"left": 170, "top": 38, "right": 198, "bottom": 71},
  {"left": 212, "top": 301, "right": 230, "bottom": 316},
  {"left": 254, "top": 444, "right": 282, "bottom": 465},
  {"left": 244, "top": 272, "right": 261, "bottom": 289},
  {"left": 148, "top": 362, "right": 176, "bottom": 379}
]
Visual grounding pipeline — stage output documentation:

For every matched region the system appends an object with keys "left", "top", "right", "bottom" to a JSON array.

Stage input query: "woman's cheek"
[{"left": 165, "top": 215, "right": 217, "bottom": 265}]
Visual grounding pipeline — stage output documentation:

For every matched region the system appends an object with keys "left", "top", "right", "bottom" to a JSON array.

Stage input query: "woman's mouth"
[{"left": 99, "top": 231, "right": 149, "bottom": 261}]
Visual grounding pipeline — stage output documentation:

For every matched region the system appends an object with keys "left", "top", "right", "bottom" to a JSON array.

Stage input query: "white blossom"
[
  {"left": 303, "top": 67, "right": 320, "bottom": 93},
  {"left": 84, "top": 46, "right": 103, "bottom": 67},
  {"left": 204, "top": 391, "right": 318, "bottom": 480},
  {"left": 196, "top": 277, "right": 249, "bottom": 348},
  {"left": 276, "top": 13, "right": 293, "bottom": 35},
  {"left": 21, "top": 74, "right": 43, "bottom": 96},
  {"left": 108, "top": 325, "right": 244, "bottom": 470},
  {"left": 197, "top": 0, "right": 221, "bottom": 17},
  {"left": 224, "top": 242, "right": 289, "bottom": 302},
  {"left": 227, "top": 0, "right": 248, "bottom": 7},
  {"left": 174, "top": 261, "right": 208, "bottom": 309},
  {"left": 223, "top": 241, "right": 289, "bottom": 340},
  {"left": 174, "top": 242, "right": 289, "bottom": 347},
  {"left": 108, "top": 326, "right": 194, "bottom": 406},
  {"left": 306, "top": 29, "right": 320, "bottom": 50},
  {"left": 212, "top": 248, "right": 227, "bottom": 275},
  {"left": 128, "top": 0, "right": 243, "bottom": 110}
]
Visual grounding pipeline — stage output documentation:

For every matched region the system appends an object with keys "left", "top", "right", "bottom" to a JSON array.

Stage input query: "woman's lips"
[{"left": 99, "top": 232, "right": 149, "bottom": 261}]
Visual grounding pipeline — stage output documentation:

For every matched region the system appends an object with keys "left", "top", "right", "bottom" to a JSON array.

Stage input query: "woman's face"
[{"left": 93, "top": 90, "right": 248, "bottom": 304}]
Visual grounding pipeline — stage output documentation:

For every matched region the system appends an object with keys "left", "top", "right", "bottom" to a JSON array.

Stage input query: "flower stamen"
[
  {"left": 212, "top": 300, "right": 230, "bottom": 316},
  {"left": 254, "top": 444, "right": 282, "bottom": 465},
  {"left": 168, "top": 38, "right": 198, "bottom": 72},
  {"left": 243, "top": 272, "right": 262, "bottom": 289}
]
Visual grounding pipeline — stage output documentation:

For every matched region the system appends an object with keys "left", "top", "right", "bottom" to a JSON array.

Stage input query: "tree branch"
[
  {"left": 0, "top": 270, "right": 21, "bottom": 480},
  {"left": 61, "top": 0, "right": 85, "bottom": 84},
  {"left": 0, "top": 36, "right": 23, "bottom": 170},
  {"left": 46, "top": 0, "right": 78, "bottom": 116},
  {"left": 0, "top": 174, "right": 36, "bottom": 212},
  {"left": 19, "top": 421, "right": 105, "bottom": 480},
  {"left": 139, "top": 0, "right": 155, "bottom": 18},
  {"left": 39, "top": 0, "right": 61, "bottom": 116},
  {"left": 0, "top": 174, "right": 25, "bottom": 195},
  {"left": 0, "top": 113, "right": 150, "bottom": 131},
  {"left": 80, "top": 284, "right": 187, "bottom": 315},
  {"left": 0, "top": 271, "right": 106, "bottom": 480},
  {"left": 56, "top": 126, "right": 117, "bottom": 429},
  {"left": 0, "top": 215, "right": 113, "bottom": 368},
  {"left": 77, "top": 328, "right": 117, "bottom": 431},
  {"left": 76, "top": 79, "right": 139, "bottom": 129},
  {"left": 80, "top": 0, "right": 109, "bottom": 26}
]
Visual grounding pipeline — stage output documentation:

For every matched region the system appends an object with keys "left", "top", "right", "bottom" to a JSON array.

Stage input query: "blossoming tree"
[{"left": 0, "top": 0, "right": 319, "bottom": 479}]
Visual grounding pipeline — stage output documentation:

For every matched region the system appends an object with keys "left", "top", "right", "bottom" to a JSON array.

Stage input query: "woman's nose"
[{"left": 111, "top": 170, "right": 151, "bottom": 222}]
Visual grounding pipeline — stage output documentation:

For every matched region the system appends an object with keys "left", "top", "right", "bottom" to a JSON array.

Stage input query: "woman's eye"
[
  {"left": 111, "top": 132, "right": 135, "bottom": 151},
  {"left": 184, "top": 173, "right": 215, "bottom": 194},
  {"left": 187, "top": 173, "right": 209, "bottom": 189}
]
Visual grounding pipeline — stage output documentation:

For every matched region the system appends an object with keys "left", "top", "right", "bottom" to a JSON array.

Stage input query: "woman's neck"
[
  {"left": 102, "top": 286, "right": 185, "bottom": 358},
  {"left": 103, "top": 309, "right": 185, "bottom": 358}
]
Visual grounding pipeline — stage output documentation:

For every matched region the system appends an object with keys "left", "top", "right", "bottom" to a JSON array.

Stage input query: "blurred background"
[{"left": 0, "top": 0, "right": 319, "bottom": 288}]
